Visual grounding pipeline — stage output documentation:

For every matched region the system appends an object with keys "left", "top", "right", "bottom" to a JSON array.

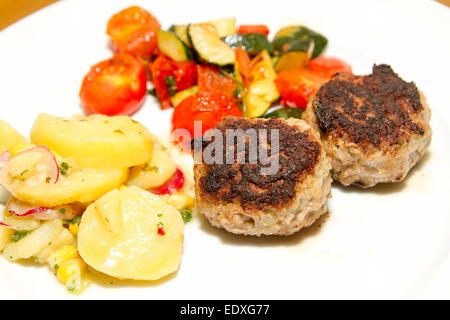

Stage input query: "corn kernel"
[
  {"left": 56, "top": 258, "right": 85, "bottom": 284},
  {"left": 68, "top": 223, "right": 79, "bottom": 236},
  {"left": 48, "top": 245, "right": 78, "bottom": 268},
  {"left": 163, "top": 192, "right": 194, "bottom": 210},
  {"left": 9, "top": 144, "right": 35, "bottom": 157}
]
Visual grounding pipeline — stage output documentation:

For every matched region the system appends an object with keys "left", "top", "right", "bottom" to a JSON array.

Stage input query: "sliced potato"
[
  {"left": 3, "top": 220, "right": 64, "bottom": 261},
  {"left": 30, "top": 114, "right": 153, "bottom": 169},
  {"left": 78, "top": 186, "right": 184, "bottom": 281},
  {"left": 126, "top": 145, "right": 176, "bottom": 189},
  {"left": 0, "top": 226, "right": 14, "bottom": 253},
  {"left": 0, "top": 120, "right": 28, "bottom": 154},
  {"left": 1, "top": 162, "right": 128, "bottom": 207}
]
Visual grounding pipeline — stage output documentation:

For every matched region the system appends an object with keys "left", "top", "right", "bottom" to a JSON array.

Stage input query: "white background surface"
[{"left": 0, "top": 0, "right": 449, "bottom": 299}]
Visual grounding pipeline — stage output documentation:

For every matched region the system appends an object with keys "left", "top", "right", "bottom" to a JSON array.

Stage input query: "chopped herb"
[
  {"left": 71, "top": 216, "right": 81, "bottom": 226},
  {"left": 11, "top": 230, "right": 28, "bottom": 242},
  {"left": 143, "top": 163, "right": 159, "bottom": 172},
  {"left": 164, "top": 76, "right": 177, "bottom": 96},
  {"left": 62, "top": 219, "right": 70, "bottom": 226},
  {"left": 113, "top": 129, "right": 125, "bottom": 135},
  {"left": 157, "top": 213, "right": 163, "bottom": 217},
  {"left": 148, "top": 88, "right": 158, "bottom": 99},
  {"left": 180, "top": 208, "right": 192, "bottom": 223},
  {"left": 48, "top": 241, "right": 52, "bottom": 246},
  {"left": 131, "top": 119, "right": 138, "bottom": 124},
  {"left": 20, "top": 169, "right": 29, "bottom": 176},
  {"left": 157, "top": 221, "right": 164, "bottom": 228},
  {"left": 59, "top": 208, "right": 66, "bottom": 214},
  {"left": 54, "top": 264, "right": 59, "bottom": 274},
  {"left": 32, "top": 256, "right": 39, "bottom": 263},
  {"left": 59, "top": 162, "right": 70, "bottom": 176},
  {"left": 233, "top": 87, "right": 241, "bottom": 98},
  {"left": 105, "top": 217, "right": 110, "bottom": 223},
  {"left": 46, "top": 177, "right": 51, "bottom": 183}
]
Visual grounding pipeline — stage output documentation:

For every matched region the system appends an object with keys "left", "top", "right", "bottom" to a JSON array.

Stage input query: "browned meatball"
[
  {"left": 303, "top": 64, "right": 432, "bottom": 188},
  {"left": 194, "top": 116, "right": 332, "bottom": 236}
]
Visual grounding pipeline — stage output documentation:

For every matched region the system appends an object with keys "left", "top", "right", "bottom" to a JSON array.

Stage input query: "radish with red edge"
[
  {"left": 7, "top": 198, "right": 80, "bottom": 220},
  {"left": 150, "top": 168, "right": 185, "bottom": 195},
  {"left": 3, "top": 146, "right": 59, "bottom": 185}
]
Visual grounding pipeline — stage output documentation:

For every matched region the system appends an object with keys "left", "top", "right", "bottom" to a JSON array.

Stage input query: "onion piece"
[{"left": 0, "top": 151, "right": 9, "bottom": 169}]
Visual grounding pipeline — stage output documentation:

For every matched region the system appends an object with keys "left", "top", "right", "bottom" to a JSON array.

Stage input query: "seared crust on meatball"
[
  {"left": 194, "top": 116, "right": 332, "bottom": 236},
  {"left": 303, "top": 64, "right": 431, "bottom": 187}
]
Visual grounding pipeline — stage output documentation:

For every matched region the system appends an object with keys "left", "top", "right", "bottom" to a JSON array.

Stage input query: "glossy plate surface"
[{"left": 0, "top": 0, "right": 449, "bottom": 299}]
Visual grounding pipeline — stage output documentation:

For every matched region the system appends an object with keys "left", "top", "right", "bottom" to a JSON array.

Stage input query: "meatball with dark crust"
[
  {"left": 194, "top": 116, "right": 332, "bottom": 236},
  {"left": 303, "top": 64, "right": 431, "bottom": 188}
]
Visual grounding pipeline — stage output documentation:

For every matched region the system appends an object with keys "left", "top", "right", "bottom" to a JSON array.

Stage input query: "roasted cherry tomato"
[
  {"left": 171, "top": 93, "right": 243, "bottom": 137},
  {"left": 308, "top": 56, "right": 352, "bottom": 79},
  {"left": 151, "top": 55, "right": 198, "bottom": 109},
  {"left": 274, "top": 69, "right": 327, "bottom": 109},
  {"left": 106, "top": 6, "right": 161, "bottom": 59},
  {"left": 197, "top": 65, "right": 237, "bottom": 101},
  {"left": 79, "top": 53, "right": 147, "bottom": 116},
  {"left": 237, "top": 25, "right": 270, "bottom": 36}
]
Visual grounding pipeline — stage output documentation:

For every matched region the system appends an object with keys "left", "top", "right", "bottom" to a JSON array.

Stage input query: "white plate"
[{"left": 0, "top": 0, "right": 449, "bottom": 299}]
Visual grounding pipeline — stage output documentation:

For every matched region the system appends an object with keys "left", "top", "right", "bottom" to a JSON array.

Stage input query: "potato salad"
[{"left": 0, "top": 114, "right": 192, "bottom": 293}]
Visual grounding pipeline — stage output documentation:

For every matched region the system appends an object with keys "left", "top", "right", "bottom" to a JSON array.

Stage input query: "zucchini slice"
[
  {"left": 222, "top": 33, "right": 273, "bottom": 56},
  {"left": 263, "top": 107, "right": 304, "bottom": 119},
  {"left": 170, "top": 86, "right": 198, "bottom": 107},
  {"left": 157, "top": 30, "right": 193, "bottom": 62},
  {"left": 188, "top": 24, "right": 236, "bottom": 66},
  {"left": 206, "top": 18, "right": 236, "bottom": 38},
  {"left": 275, "top": 51, "right": 309, "bottom": 72},
  {"left": 169, "top": 25, "right": 191, "bottom": 47},
  {"left": 273, "top": 25, "right": 327, "bottom": 58}
]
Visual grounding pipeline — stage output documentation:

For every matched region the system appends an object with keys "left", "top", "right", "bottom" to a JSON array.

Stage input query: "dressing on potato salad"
[{"left": 0, "top": 115, "right": 192, "bottom": 293}]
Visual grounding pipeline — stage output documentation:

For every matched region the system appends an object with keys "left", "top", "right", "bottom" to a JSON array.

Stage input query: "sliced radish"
[
  {"left": 0, "top": 151, "right": 9, "bottom": 169},
  {"left": 8, "top": 198, "right": 80, "bottom": 220},
  {"left": 0, "top": 221, "right": 24, "bottom": 231},
  {"left": 7, "top": 146, "right": 59, "bottom": 184},
  {"left": 150, "top": 167, "right": 185, "bottom": 195}
]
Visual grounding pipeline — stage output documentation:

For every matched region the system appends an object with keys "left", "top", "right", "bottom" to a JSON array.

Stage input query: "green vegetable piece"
[
  {"left": 263, "top": 108, "right": 304, "bottom": 120},
  {"left": 222, "top": 33, "right": 273, "bottom": 56},
  {"left": 180, "top": 208, "right": 192, "bottom": 223}
]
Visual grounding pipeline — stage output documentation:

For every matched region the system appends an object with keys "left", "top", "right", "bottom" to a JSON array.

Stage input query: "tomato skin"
[
  {"left": 151, "top": 55, "right": 198, "bottom": 110},
  {"left": 308, "top": 56, "right": 352, "bottom": 79},
  {"left": 197, "top": 65, "right": 237, "bottom": 101},
  {"left": 106, "top": 6, "right": 161, "bottom": 59},
  {"left": 237, "top": 25, "right": 270, "bottom": 36},
  {"left": 79, "top": 53, "right": 147, "bottom": 116},
  {"left": 275, "top": 69, "right": 327, "bottom": 109},
  {"left": 171, "top": 93, "right": 243, "bottom": 137}
]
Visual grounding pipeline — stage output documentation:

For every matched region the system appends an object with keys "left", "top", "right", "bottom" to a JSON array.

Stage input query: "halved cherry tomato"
[
  {"left": 106, "top": 6, "right": 161, "bottom": 59},
  {"left": 237, "top": 25, "right": 270, "bottom": 36},
  {"left": 197, "top": 65, "right": 237, "bottom": 101},
  {"left": 235, "top": 47, "right": 251, "bottom": 86},
  {"left": 308, "top": 56, "right": 352, "bottom": 79},
  {"left": 274, "top": 69, "right": 327, "bottom": 109},
  {"left": 150, "top": 168, "right": 185, "bottom": 195},
  {"left": 171, "top": 93, "right": 243, "bottom": 137},
  {"left": 80, "top": 53, "right": 147, "bottom": 116},
  {"left": 150, "top": 55, "right": 198, "bottom": 110}
]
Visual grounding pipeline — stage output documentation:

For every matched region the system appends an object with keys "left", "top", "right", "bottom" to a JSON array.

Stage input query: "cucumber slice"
[
  {"left": 222, "top": 33, "right": 273, "bottom": 56},
  {"left": 170, "top": 86, "right": 198, "bottom": 107},
  {"left": 157, "top": 30, "right": 193, "bottom": 62},
  {"left": 206, "top": 18, "right": 236, "bottom": 37},
  {"left": 188, "top": 24, "right": 236, "bottom": 66}
]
